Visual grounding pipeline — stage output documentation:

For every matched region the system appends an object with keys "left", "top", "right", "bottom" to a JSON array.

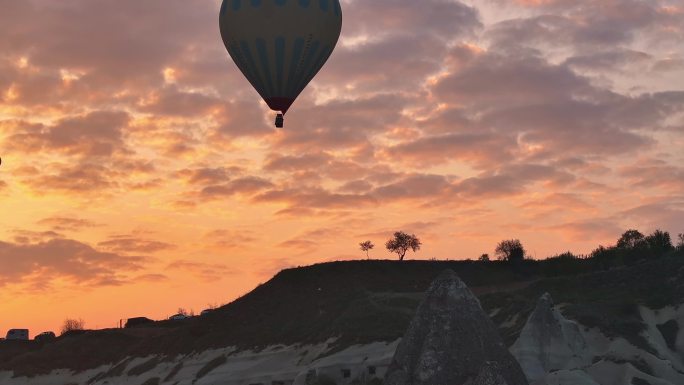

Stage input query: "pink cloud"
[
  {"left": 37, "top": 217, "right": 101, "bottom": 232},
  {"left": 0, "top": 0, "right": 683, "bottom": 330},
  {"left": 7, "top": 110, "right": 130, "bottom": 157},
  {"left": 0, "top": 236, "right": 150, "bottom": 290}
]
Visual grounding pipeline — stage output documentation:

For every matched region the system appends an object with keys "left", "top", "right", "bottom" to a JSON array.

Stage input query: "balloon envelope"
[{"left": 219, "top": 0, "right": 343, "bottom": 114}]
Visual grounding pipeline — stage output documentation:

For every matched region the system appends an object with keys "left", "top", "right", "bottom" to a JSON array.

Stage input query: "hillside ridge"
[{"left": 1, "top": 255, "right": 683, "bottom": 377}]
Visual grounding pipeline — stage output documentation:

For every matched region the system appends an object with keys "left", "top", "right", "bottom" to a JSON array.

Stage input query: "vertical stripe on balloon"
[
  {"left": 229, "top": 44, "right": 260, "bottom": 97},
  {"left": 220, "top": 0, "right": 228, "bottom": 16},
  {"left": 319, "top": 0, "right": 329, "bottom": 12},
  {"left": 250, "top": 0, "right": 262, "bottom": 6},
  {"left": 240, "top": 41, "right": 268, "bottom": 99},
  {"left": 294, "top": 40, "right": 320, "bottom": 95},
  {"left": 286, "top": 37, "right": 305, "bottom": 98},
  {"left": 232, "top": 0, "right": 242, "bottom": 11},
  {"left": 256, "top": 38, "right": 275, "bottom": 97},
  {"left": 275, "top": 37, "right": 286, "bottom": 96},
  {"left": 303, "top": 44, "right": 331, "bottom": 91}
]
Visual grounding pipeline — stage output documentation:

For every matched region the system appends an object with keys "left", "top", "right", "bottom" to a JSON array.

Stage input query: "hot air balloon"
[{"left": 219, "top": 0, "right": 343, "bottom": 128}]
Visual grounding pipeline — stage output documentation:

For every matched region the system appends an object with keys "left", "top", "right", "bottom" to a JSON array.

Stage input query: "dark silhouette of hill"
[{"left": 1, "top": 254, "right": 683, "bottom": 377}]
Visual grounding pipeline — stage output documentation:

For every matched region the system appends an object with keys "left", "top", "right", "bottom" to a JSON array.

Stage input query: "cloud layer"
[{"left": 1, "top": 0, "right": 682, "bottom": 333}]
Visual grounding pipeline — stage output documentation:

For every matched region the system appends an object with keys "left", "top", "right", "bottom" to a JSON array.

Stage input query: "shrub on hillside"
[
  {"left": 541, "top": 252, "right": 587, "bottom": 276},
  {"left": 590, "top": 229, "right": 678, "bottom": 268},
  {"left": 60, "top": 318, "right": 85, "bottom": 336},
  {"left": 590, "top": 245, "right": 627, "bottom": 270},
  {"left": 495, "top": 239, "right": 525, "bottom": 262},
  {"left": 644, "top": 229, "right": 673, "bottom": 255}
]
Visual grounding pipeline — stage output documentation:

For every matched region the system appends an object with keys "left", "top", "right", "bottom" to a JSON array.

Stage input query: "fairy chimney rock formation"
[
  {"left": 384, "top": 269, "right": 528, "bottom": 385},
  {"left": 510, "top": 292, "right": 589, "bottom": 382}
]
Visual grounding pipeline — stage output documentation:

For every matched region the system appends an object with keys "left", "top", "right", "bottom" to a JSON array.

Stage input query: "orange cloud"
[
  {"left": 1, "top": 0, "right": 683, "bottom": 335},
  {"left": 0, "top": 237, "right": 149, "bottom": 290}
]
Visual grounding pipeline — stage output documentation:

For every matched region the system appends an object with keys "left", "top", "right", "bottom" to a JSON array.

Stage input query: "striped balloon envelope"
[{"left": 219, "top": 0, "right": 343, "bottom": 127}]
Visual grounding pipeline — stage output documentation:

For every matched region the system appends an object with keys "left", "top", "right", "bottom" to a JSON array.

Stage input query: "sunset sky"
[{"left": 1, "top": 0, "right": 683, "bottom": 336}]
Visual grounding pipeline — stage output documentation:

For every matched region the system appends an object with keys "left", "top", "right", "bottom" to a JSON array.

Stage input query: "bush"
[
  {"left": 644, "top": 230, "right": 673, "bottom": 256},
  {"left": 60, "top": 318, "right": 85, "bottom": 336},
  {"left": 541, "top": 252, "right": 587, "bottom": 276}
]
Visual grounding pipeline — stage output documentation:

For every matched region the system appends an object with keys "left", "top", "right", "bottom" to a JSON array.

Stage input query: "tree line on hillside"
[
  {"left": 359, "top": 229, "right": 684, "bottom": 266},
  {"left": 587, "top": 229, "right": 684, "bottom": 268}
]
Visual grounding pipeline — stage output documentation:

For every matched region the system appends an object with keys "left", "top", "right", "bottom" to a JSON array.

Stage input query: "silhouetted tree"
[
  {"left": 479, "top": 253, "right": 490, "bottom": 262},
  {"left": 60, "top": 318, "right": 85, "bottom": 335},
  {"left": 359, "top": 240, "right": 374, "bottom": 259},
  {"left": 386, "top": 231, "right": 421, "bottom": 261},
  {"left": 645, "top": 229, "right": 673, "bottom": 255},
  {"left": 616, "top": 229, "right": 645, "bottom": 249},
  {"left": 495, "top": 239, "right": 525, "bottom": 262},
  {"left": 678, "top": 233, "right": 684, "bottom": 251}
]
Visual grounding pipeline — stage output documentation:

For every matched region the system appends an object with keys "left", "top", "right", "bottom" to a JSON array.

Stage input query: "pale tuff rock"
[
  {"left": 384, "top": 270, "right": 528, "bottom": 385},
  {"left": 510, "top": 293, "right": 590, "bottom": 383},
  {"left": 510, "top": 294, "right": 684, "bottom": 384}
]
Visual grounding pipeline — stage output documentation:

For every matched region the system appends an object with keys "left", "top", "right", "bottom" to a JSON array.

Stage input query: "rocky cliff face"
[
  {"left": 384, "top": 269, "right": 528, "bottom": 385},
  {"left": 0, "top": 341, "right": 399, "bottom": 385},
  {"left": 511, "top": 293, "right": 684, "bottom": 385},
  {"left": 510, "top": 293, "right": 590, "bottom": 382}
]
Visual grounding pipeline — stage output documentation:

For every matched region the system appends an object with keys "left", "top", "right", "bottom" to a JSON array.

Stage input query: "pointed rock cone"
[
  {"left": 510, "top": 293, "right": 589, "bottom": 382},
  {"left": 384, "top": 269, "right": 529, "bottom": 385}
]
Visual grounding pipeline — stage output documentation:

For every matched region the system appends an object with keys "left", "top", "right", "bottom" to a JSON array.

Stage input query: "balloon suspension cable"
[{"left": 275, "top": 113, "right": 284, "bottom": 128}]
